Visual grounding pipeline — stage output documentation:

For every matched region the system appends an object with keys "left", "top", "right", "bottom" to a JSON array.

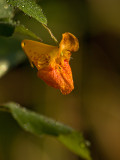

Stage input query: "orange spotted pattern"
[{"left": 21, "top": 32, "right": 79, "bottom": 95}]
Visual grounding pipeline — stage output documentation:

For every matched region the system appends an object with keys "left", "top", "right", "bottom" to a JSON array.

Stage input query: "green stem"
[{"left": 42, "top": 24, "right": 58, "bottom": 44}]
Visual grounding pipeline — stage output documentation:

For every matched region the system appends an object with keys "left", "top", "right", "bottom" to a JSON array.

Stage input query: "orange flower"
[{"left": 21, "top": 32, "right": 79, "bottom": 95}]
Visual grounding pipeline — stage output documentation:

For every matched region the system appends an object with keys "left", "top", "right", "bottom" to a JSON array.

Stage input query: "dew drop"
[{"left": 85, "top": 140, "right": 91, "bottom": 146}]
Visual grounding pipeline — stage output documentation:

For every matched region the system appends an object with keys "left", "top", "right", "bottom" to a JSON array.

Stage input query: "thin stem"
[{"left": 42, "top": 24, "right": 58, "bottom": 44}]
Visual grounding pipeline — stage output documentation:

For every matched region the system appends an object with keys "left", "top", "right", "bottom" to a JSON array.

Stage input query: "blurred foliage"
[
  {"left": 0, "top": 0, "right": 120, "bottom": 160},
  {"left": 0, "top": 102, "right": 91, "bottom": 160},
  {"left": 15, "top": 25, "right": 42, "bottom": 41},
  {"left": 0, "top": 22, "right": 15, "bottom": 37},
  {"left": 0, "top": 0, "right": 14, "bottom": 19},
  {"left": 0, "top": 0, "right": 91, "bottom": 160}
]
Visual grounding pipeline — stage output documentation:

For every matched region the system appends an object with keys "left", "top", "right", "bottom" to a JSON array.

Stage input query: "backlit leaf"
[
  {"left": 0, "top": 102, "right": 92, "bottom": 160},
  {"left": 6, "top": 0, "right": 47, "bottom": 25}
]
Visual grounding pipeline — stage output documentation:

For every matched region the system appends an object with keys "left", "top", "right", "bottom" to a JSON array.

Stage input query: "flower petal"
[
  {"left": 21, "top": 39, "right": 58, "bottom": 69},
  {"left": 37, "top": 60, "right": 74, "bottom": 95},
  {"left": 21, "top": 32, "right": 79, "bottom": 95},
  {"left": 59, "top": 32, "right": 79, "bottom": 60}
]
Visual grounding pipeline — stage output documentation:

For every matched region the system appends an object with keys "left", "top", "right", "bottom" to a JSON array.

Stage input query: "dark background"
[{"left": 0, "top": 0, "right": 120, "bottom": 160}]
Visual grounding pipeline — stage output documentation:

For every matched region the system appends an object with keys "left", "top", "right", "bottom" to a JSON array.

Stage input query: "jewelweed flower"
[{"left": 21, "top": 32, "right": 79, "bottom": 95}]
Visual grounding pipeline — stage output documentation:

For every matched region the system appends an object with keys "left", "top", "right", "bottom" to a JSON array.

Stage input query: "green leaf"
[
  {"left": 3, "top": 102, "right": 73, "bottom": 136},
  {"left": 0, "top": 0, "right": 14, "bottom": 19},
  {"left": 6, "top": 0, "right": 47, "bottom": 25},
  {"left": 0, "top": 22, "right": 15, "bottom": 37},
  {"left": 0, "top": 22, "right": 42, "bottom": 39},
  {"left": 0, "top": 51, "right": 26, "bottom": 78},
  {"left": 59, "top": 132, "right": 92, "bottom": 160},
  {"left": 0, "top": 102, "right": 92, "bottom": 160},
  {"left": 15, "top": 24, "right": 42, "bottom": 41},
  {"left": 0, "top": 37, "right": 26, "bottom": 77}
]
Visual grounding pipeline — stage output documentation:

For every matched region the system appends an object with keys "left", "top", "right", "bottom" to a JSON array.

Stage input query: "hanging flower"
[{"left": 21, "top": 32, "right": 79, "bottom": 95}]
